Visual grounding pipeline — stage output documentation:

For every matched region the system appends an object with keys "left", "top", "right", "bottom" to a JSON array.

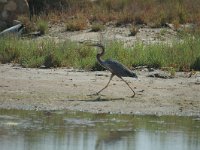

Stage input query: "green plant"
[
  {"left": 129, "top": 25, "right": 139, "bottom": 36},
  {"left": 36, "top": 19, "right": 48, "bottom": 34},
  {"left": 1, "top": 35, "right": 200, "bottom": 71},
  {"left": 160, "top": 29, "right": 168, "bottom": 36},
  {"left": 0, "top": 36, "right": 21, "bottom": 63},
  {"left": 44, "top": 52, "right": 61, "bottom": 68},
  {"left": 91, "top": 23, "right": 105, "bottom": 32},
  {"left": 167, "top": 67, "right": 176, "bottom": 77}
]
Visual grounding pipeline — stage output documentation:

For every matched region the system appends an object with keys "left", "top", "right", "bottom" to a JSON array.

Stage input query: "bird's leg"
[
  {"left": 120, "top": 77, "right": 135, "bottom": 97},
  {"left": 96, "top": 74, "right": 114, "bottom": 95}
]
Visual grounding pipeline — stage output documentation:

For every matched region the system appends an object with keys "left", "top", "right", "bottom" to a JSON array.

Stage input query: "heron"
[{"left": 86, "top": 42, "right": 137, "bottom": 97}]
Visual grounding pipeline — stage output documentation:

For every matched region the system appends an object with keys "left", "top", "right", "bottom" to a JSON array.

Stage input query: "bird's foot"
[
  {"left": 126, "top": 95, "right": 135, "bottom": 98},
  {"left": 87, "top": 93, "right": 103, "bottom": 101},
  {"left": 130, "top": 94, "right": 135, "bottom": 98},
  {"left": 94, "top": 96, "right": 101, "bottom": 101},
  {"left": 87, "top": 92, "right": 106, "bottom": 98},
  {"left": 87, "top": 92, "right": 100, "bottom": 97}
]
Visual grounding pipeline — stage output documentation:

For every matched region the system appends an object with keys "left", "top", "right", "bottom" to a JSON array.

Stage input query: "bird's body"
[
  {"left": 101, "top": 59, "right": 137, "bottom": 78},
  {"left": 88, "top": 43, "right": 137, "bottom": 97}
]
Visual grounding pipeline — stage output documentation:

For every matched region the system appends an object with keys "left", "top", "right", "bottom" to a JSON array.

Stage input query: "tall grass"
[
  {"left": 21, "top": 0, "right": 200, "bottom": 33},
  {"left": 0, "top": 36, "right": 200, "bottom": 71},
  {"left": 36, "top": 19, "right": 48, "bottom": 34},
  {"left": 0, "top": 37, "right": 97, "bottom": 69}
]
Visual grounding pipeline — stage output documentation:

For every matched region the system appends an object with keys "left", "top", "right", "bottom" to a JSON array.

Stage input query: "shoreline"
[{"left": 0, "top": 64, "right": 200, "bottom": 117}]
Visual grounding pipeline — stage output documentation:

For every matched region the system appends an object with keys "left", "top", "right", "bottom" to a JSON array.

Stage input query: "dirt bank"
[
  {"left": 45, "top": 24, "right": 178, "bottom": 46},
  {"left": 0, "top": 64, "right": 200, "bottom": 116}
]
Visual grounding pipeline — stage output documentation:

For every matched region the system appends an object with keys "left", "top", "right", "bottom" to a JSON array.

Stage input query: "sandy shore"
[{"left": 0, "top": 64, "right": 200, "bottom": 116}]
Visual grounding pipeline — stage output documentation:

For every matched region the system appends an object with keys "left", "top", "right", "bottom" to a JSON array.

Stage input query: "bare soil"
[
  {"left": 40, "top": 24, "right": 178, "bottom": 46},
  {"left": 0, "top": 64, "right": 200, "bottom": 116}
]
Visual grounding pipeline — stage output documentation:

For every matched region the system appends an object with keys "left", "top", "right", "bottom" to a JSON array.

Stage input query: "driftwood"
[
  {"left": 147, "top": 72, "right": 173, "bottom": 79},
  {"left": 0, "top": 24, "right": 24, "bottom": 36}
]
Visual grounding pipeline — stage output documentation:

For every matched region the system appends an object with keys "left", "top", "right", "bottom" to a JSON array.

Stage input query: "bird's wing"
[{"left": 103, "top": 59, "right": 137, "bottom": 78}]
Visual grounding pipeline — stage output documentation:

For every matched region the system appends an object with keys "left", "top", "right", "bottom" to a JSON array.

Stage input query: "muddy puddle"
[{"left": 0, "top": 109, "right": 199, "bottom": 150}]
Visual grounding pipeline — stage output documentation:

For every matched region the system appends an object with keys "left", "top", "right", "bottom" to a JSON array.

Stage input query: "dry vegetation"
[
  {"left": 1, "top": 0, "right": 200, "bottom": 71},
  {"left": 22, "top": 0, "right": 200, "bottom": 32}
]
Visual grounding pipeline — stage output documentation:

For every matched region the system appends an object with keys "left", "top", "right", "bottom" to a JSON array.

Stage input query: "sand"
[{"left": 0, "top": 64, "right": 199, "bottom": 116}]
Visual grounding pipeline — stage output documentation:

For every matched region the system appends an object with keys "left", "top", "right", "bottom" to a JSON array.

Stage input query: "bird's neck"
[
  {"left": 96, "top": 54, "right": 103, "bottom": 64},
  {"left": 96, "top": 46, "right": 105, "bottom": 65}
]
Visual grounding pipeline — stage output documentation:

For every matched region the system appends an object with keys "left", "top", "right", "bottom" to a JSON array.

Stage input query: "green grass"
[
  {"left": 36, "top": 19, "right": 48, "bottom": 34},
  {"left": 91, "top": 23, "right": 105, "bottom": 32},
  {"left": 0, "top": 37, "right": 97, "bottom": 69},
  {"left": 129, "top": 25, "right": 139, "bottom": 36},
  {"left": 0, "top": 35, "right": 200, "bottom": 71}
]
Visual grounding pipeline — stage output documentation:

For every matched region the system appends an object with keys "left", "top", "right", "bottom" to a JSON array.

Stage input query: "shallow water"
[{"left": 0, "top": 109, "right": 199, "bottom": 150}]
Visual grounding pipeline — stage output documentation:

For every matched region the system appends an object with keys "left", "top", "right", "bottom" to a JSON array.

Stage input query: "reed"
[{"left": 1, "top": 35, "right": 200, "bottom": 71}]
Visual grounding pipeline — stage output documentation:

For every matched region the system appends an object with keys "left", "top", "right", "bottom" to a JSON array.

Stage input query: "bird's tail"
[{"left": 132, "top": 73, "right": 138, "bottom": 78}]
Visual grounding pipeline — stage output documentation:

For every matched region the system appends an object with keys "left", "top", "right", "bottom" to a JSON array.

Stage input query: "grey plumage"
[
  {"left": 102, "top": 59, "right": 137, "bottom": 78},
  {"left": 89, "top": 43, "right": 137, "bottom": 97}
]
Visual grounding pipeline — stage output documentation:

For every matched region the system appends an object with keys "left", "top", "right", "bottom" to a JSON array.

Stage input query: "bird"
[{"left": 87, "top": 42, "right": 138, "bottom": 97}]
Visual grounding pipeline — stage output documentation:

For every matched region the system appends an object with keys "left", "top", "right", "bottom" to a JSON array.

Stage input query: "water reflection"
[{"left": 0, "top": 109, "right": 199, "bottom": 150}]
